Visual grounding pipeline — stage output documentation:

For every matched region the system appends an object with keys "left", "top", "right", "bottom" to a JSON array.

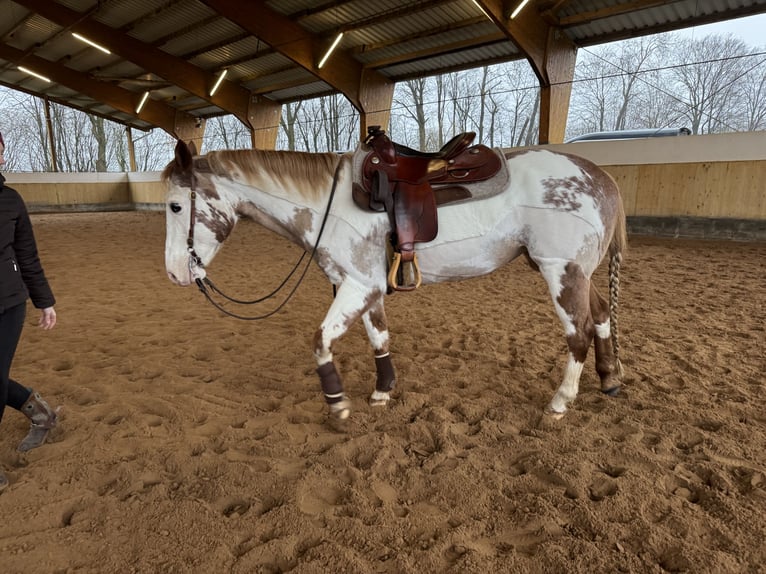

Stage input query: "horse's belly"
[
  {"left": 415, "top": 201, "right": 605, "bottom": 283},
  {"left": 416, "top": 209, "right": 523, "bottom": 283}
]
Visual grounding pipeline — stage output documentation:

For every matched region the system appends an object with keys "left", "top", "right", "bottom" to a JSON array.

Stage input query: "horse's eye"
[{"left": 169, "top": 202, "right": 182, "bottom": 214}]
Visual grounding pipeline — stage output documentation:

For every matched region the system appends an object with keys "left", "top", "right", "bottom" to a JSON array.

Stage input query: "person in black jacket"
[{"left": 0, "top": 131, "right": 60, "bottom": 493}]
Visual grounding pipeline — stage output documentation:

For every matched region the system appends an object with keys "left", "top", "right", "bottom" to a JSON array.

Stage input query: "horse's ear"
[
  {"left": 188, "top": 140, "right": 198, "bottom": 156},
  {"left": 174, "top": 139, "right": 193, "bottom": 172}
]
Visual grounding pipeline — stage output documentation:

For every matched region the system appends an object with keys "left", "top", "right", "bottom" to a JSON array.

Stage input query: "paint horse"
[{"left": 163, "top": 136, "right": 627, "bottom": 420}]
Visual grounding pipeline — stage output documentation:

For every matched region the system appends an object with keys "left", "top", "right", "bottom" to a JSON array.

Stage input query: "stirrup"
[{"left": 388, "top": 252, "right": 422, "bottom": 292}]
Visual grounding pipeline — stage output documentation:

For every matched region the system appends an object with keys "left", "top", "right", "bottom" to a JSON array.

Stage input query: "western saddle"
[{"left": 353, "top": 126, "right": 503, "bottom": 291}]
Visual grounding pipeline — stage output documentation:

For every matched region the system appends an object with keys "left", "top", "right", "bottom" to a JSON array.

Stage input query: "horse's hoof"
[
  {"left": 544, "top": 407, "right": 566, "bottom": 420},
  {"left": 601, "top": 386, "right": 621, "bottom": 397},
  {"left": 329, "top": 398, "right": 351, "bottom": 420},
  {"left": 369, "top": 390, "right": 390, "bottom": 407}
]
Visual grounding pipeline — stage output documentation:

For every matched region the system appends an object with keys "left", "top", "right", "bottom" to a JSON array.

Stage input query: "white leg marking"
[
  {"left": 362, "top": 313, "right": 389, "bottom": 353},
  {"left": 329, "top": 398, "right": 352, "bottom": 420},
  {"left": 595, "top": 320, "right": 610, "bottom": 340},
  {"left": 315, "top": 278, "right": 371, "bottom": 364},
  {"left": 547, "top": 353, "right": 584, "bottom": 416},
  {"left": 538, "top": 260, "right": 577, "bottom": 336},
  {"left": 369, "top": 390, "right": 391, "bottom": 407}
]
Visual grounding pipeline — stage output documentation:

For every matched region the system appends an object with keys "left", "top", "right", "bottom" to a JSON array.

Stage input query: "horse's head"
[{"left": 163, "top": 139, "right": 237, "bottom": 286}]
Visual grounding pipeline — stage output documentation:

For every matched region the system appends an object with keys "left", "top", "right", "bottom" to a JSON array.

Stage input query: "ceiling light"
[
  {"left": 318, "top": 32, "right": 343, "bottom": 69},
  {"left": 135, "top": 91, "right": 150, "bottom": 114},
  {"left": 470, "top": 0, "right": 492, "bottom": 19},
  {"left": 510, "top": 0, "right": 531, "bottom": 19},
  {"left": 72, "top": 32, "right": 111, "bottom": 54},
  {"left": 209, "top": 69, "right": 228, "bottom": 97},
  {"left": 18, "top": 66, "right": 51, "bottom": 82}
]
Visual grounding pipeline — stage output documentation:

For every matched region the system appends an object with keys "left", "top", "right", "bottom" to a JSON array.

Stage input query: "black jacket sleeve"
[
  {"left": 13, "top": 192, "right": 55, "bottom": 309},
  {"left": 0, "top": 182, "right": 55, "bottom": 310}
]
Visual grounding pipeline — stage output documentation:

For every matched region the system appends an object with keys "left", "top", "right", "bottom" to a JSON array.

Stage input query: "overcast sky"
[{"left": 676, "top": 13, "right": 766, "bottom": 47}]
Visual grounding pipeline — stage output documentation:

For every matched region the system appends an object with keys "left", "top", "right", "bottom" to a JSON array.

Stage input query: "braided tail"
[
  {"left": 608, "top": 195, "right": 627, "bottom": 379},
  {"left": 608, "top": 251, "right": 623, "bottom": 378}
]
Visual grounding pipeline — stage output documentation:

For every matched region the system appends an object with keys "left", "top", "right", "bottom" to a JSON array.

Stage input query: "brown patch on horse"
[
  {"left": 557, "top": 153, "right": 625, "bottom": 236},
  {"left": 197, "top": 203, "right": 234, "bottom": 244},
  {"left": 557, "top": 263, "right": 594, "bottom": 363},
  {"left": 541, "top": 176, "right": 586, "bottom": 211},
  {"left": 367, "top": 304, "right": 388, "bottom": 335},
  {"left": 281, "top": 208, "right": 314, "bottom": 243},
  {"left": 312, "top": 328, "right": 326, "bottom": 357},
  {"left": 162, "top": 155, "right": 221, "bottom": 201}
]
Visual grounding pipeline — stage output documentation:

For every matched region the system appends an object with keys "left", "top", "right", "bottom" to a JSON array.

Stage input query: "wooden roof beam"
[
  {"left": 201, "top": 0, "right": 394, "bottom": 138},
  {"left": 473, "top": 0, "right": 577, "bottom": 144},
  {"left": 0, "top": 78, "right": 149, "bottom": 131},
  {"left": 12, "top": 0, "right": 259, "bottom": 134},
  {"left": 557, "top": 0, "right": 671, "bottom": 27},
  {"left": 0, "top": 42, "right": 200, "bottom": 140}
]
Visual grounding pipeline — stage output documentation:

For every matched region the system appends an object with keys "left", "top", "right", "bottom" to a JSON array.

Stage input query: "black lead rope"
[
  {"left": 200, "top": 251, "right": 307, "bottom": 304},
  {"left": 193, "top": 159, "right": 343, "bottom": 321}
]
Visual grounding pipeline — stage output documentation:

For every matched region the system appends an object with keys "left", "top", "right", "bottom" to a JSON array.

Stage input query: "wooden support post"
[
  {"left": 173, "top": 114, "right": 206, "bottom": 152},
  {"left": 248, "top": 97, "right": 282, "bottom": 150},
  {"left": 538, "top": 30, "right": 577, "bottom": 144},
  {"left": 43, "top": 97, "right": 58, "bottom": 172},
  {"left": 471, "top": 1, "right": 577, "bottom": 145},
  {"left": 126, "top": 126, "right": 137, "bottom": 172},
  {"left": 358, "top": 71, "right": 395, "bottom": 140}
]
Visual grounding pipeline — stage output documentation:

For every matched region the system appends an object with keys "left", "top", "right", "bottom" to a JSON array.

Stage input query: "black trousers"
[{"left": 0, "top": 303, "right": 33, "bottom": 423}]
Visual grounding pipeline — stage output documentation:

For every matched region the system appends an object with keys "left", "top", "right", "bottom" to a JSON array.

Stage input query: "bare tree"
[
  {"left": 279, "top": 101, "right": 303, "bottom": 150},
  {"left": 474, "top": 66, "right": 504, "bottom": 143},
  {"left": 394, "top": 78, "right": 429, "bottom": 149},
  {"left": 667, "top": 35, "right": 751, "bottom": 134},
  {"left": 89, "top": 115, "right": 108, "bottom": 172},
  {"left": 205, "top": 115, "right": 251, "bottom": 151},
  {"left": 740, "top": 58, "right": 766, "bottom": 131},
  {"left": 500, "top": 61, "right": 539, "bottom": 146},
  {"left": 1, "top": 24, "right": 765, "bottom": 172}
]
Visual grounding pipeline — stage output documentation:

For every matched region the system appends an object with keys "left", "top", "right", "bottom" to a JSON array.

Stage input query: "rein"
[{"left": 186, "top": 158, "right": 343, "bottom": 320}]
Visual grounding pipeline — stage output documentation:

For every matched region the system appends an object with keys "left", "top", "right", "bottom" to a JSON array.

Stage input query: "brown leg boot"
[{"left": 18, "top": 391, "right": 60, "bottom": 452}]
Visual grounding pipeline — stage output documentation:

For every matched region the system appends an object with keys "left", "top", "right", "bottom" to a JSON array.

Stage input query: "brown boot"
[{"left": 18, "top": 391, "right": 59, "bottom": 452}]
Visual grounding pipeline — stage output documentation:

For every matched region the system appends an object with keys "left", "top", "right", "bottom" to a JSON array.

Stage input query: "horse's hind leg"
[
  {"left": 590, "top": 284, "right": 621, "bottom": 395},
  {"left": 361, "top": 297, "right": 396, "bottom": 407},
  {"left": 539, "top": 261, "right": 595, "bottom": 418}
]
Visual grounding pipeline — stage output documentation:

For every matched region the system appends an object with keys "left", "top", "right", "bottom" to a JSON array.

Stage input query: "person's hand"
[{"left": 39, "top": 307, "right": 57, "bottom": 330}]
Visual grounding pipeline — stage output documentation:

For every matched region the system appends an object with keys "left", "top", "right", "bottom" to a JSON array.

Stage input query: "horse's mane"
[
  {"left": 163, "top": 148, "right": 343, "bottom": 201},
  {"left": 210, "top": 149, "right": 341, "bottom": 198}
]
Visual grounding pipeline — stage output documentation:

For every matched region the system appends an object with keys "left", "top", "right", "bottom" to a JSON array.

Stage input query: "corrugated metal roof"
[{"left": 1, "top": 0, "right": 764, "bottom": 132}]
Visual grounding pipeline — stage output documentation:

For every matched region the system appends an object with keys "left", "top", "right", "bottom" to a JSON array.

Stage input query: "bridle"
[{"left": 184, "top": 157, "right": 343, "bottom": 320}]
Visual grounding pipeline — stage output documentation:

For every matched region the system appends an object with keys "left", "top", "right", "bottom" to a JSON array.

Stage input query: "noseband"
[{"left": 184, "top": 158, "right": 343, "bottom": 320}]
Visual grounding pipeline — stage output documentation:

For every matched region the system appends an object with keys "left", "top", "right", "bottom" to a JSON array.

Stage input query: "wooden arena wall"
[
  {"left": 8, "top": 131, "right": 766, "bottom": 240},
  {"left": 537, "top": 131, "right": 765, "bottom": 240}
]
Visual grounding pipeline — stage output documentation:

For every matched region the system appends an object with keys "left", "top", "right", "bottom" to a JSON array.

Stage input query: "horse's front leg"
[
  {"left": 362, "top": 296, "right": 396, "bottom": 407},
  {"left": 313, "top": 279, "right": 382, "bottom": 420}
]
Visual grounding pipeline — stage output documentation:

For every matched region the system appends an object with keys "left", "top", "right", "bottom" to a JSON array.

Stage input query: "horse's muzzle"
[
  {"left": 167, "top": 270, "right": 190, "bottom": 286},
  {"left": 167, "top": 263, "right": 205, "bottom": 287}
]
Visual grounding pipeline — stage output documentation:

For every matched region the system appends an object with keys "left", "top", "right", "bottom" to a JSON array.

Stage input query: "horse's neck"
[{"left": 229, "top": 171, "right": 335, "bottom": 249}]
